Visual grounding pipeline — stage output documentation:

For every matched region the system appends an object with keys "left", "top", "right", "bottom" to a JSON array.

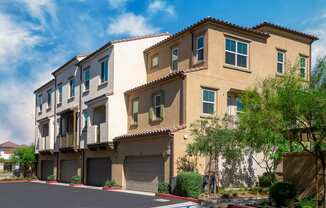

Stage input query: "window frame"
[
  {"left": 202, "top": 88, "right": 216, "bottom": 116},
  {"left": 47, "top": 89, "right": 52, "bottom": 109},
  {"left": 83, "top": 68, "right": 90, "bottom": 92},
  {"left": 69, "top": 78, "right": 76, "bottom": 98},
  {"left": 276, "top": 50, "right": 285, "bottom": 74},
  {"left": 100, "top": 59, "right": 109, "bottom": 83},
  {"left": 225, "top": 38, "right": 249, "bottom": 69},
  {"left": 151, "top": 55, "right": 159, "bottom": 68},
  {"left": 57, "top": 83, "right": 63, "bottom": 104},
  {"left": 38, "top": 94, "right": 43, "bottom": 113},
  {"left": 299, "top": 56, "right": 307, "bottom": 79},
  {"left": 153, "top": 93, "right": 162, "bottom": 120},
  {"left": 195, "top": 35, "right": 204, "bottom": 62},
  {"left": 131, "top": 98, "right": 139, "bottom": 125},
  {"left": 171, "top": 47, "right": 179, "bottom": 71},
  {"left": 83, "top": 111, "right": 89, "bottom": 129},
  {"left": 235, "top": 96, "right": 243, "bottom": 113}
]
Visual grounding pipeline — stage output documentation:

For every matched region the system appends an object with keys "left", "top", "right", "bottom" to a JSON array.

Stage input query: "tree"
[
  {"left": 188, "top": 116, "right": 241, "bottom": 193},
  {"left": 12, "top": 146, "right": 36, "bottom": 177},
  {"left": 237, "top": 57, "right": 326, "bottom": 205}
]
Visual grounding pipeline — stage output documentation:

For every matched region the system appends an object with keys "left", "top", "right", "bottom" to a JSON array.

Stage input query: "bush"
[
  {"left": 175, "top": 171, "right": 202, "bottom": 198},
  {"left": 71, "top": 175, "right": 81, "bottom": 184},
  {"left": 104, "top": 180, "right": 117, "bottom": 187},
  {"left": 47, "top": 175, "right": 55, "bottom": 181},
  {"left": 258, "top": 172, "right": 276, "bottom": 188},
  {"left": 269, "top": 182, "right": 296, "bottom": 206},
  {"left": 300, "top": 197, "right": 315, "bottom": 208},
  {"left": 158, "top": 182, "right": 170, "bottom": 193}
]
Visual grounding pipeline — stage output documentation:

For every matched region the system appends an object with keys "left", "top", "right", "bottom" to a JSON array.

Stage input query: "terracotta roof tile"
[
  {"left": 253, "top": 22, "right": 318, "bottom": 42},
  {"left": 114, "top": 125, "right": 186, "bottom": 141},
  {"left": 0, "top": 141, "right": 19, "bottom": 148}
]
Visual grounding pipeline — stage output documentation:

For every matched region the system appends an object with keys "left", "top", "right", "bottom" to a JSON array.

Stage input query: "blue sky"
[{"left": 0, "top": 0, "right": 325, "bottom": 144}]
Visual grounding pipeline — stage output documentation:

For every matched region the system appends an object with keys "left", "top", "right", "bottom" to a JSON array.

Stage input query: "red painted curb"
[
  {"left": 102, "top": 186, "right": 121, "bottom": 191},
  {"left": 0, "top": 180, "right": 31, "bottom": 183},
  {"left": 156, "top": 193, "right": 200, "bottom": 203}
]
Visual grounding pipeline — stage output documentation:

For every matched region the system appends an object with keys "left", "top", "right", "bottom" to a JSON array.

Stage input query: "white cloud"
[
  {"left": 148, "top": 0, "right": 175, "bottom": 16},
  {"left": 107, "top": 12, "right": 159, "bottom": 36},
  {"left": 0, "top": 13, "right": 40, "bottom": 70},
  {"left": 108, "top": 0, "right": 128, "bottom": 9}
]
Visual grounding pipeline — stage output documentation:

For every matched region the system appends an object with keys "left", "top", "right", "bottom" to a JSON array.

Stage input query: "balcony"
[
  {"left": 87, "top": 122, "right": 108, "bottom": 147},
  {"left": 59, "top": 133, "right": 76, "bottom": 151},
  {"left": 38, "top": 136, "right": 52, "bottom": 152}
]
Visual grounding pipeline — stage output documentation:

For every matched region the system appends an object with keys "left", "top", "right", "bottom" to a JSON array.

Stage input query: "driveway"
[{"left": 0, "top": 182, "right": 196, "bottom": 208}]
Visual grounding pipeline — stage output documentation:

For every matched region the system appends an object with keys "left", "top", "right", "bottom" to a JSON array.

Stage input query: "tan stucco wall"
[
  {"left": 116, "top": 135, "right": 171, "bottom": 187},
  {"left": 127, "top": 77, "right": 183, "bottom": 134}
]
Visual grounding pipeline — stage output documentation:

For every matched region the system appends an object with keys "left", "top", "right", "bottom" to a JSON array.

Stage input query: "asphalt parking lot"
[{"left": 0, "top": 182, "right": 192, "bottom": 208}]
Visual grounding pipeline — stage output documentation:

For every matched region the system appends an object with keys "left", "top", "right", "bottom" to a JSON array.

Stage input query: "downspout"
[
  {"left": 54, "top": 75, "right": 59, "bottom": 181},
  {"left": 78, "top": 63, "right": 85, "bottom": 184}
]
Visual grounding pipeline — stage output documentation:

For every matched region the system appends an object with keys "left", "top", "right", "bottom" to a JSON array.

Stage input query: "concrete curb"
[
  {"left": 156, "top": 193, "right": 201, "bottom": 203},
  {"left": 0, "top": 180, "right": 31, "bottom": 183}
]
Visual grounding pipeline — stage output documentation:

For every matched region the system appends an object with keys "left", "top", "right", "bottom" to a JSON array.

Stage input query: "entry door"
[{"left": 86, "top": 158, "right": 112, "bottom": 186}]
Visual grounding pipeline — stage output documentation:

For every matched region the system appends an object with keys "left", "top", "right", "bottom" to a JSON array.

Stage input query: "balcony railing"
[
  {"left": 87, "top": 122, "right": 107, "bottom": 145},
  {"left": 38, "top": 136, "right": 51, "bottom": 151},
  {"left": 59, "top": 133, "right": 76, "bottom": 149}
]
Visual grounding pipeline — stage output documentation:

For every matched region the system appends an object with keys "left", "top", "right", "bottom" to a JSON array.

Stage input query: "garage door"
[
  {"left": 60, "top": 160, "right": 78, "bottom": 183},
  {"left": 125, "top": 156, "right": 164, "bottom": 192},
  {"left": 41, "top": 160, "right": 54, "bottom": 181},
  {"left": 87, "top": 158, "right": 112, "bottom": 186}
]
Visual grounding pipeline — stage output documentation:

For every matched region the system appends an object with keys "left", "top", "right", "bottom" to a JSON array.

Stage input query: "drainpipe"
[
  {"left": 54, "top": 75, "right": 59, "bottom": 181},
  {"left": 78, "top": 63, "right": 84, "bottom": 184}
]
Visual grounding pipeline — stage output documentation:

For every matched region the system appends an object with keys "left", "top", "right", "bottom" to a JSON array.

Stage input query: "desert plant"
[
  {"left": 47, "top": 175, "right": 55, "bottom": 181},
  {"left": 158, "top": 182, "right": 170, "bottom": 193},
  {"left": 70, "top": 175, "right": 81, "bottom": 184},
  {"left": 104, "top": 180, "right": 117, "bottom": 187},
  {"left": 175, "top": 171, "right": 202, "bottom": 198},
  {"left": 269, "top": 182, "right": 296, "bottom": 206}
]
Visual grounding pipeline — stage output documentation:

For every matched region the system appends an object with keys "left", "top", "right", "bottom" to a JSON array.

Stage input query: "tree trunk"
[
  {"left": 318, "top": 152, "right": 326, "bottom": 208},
  {"left": 216, "top": 154, "right": 219, "bottom": 193},
  {"left": 316, "top": 154, "right": 319, "bottom": 208},
  {"left": 208, "top": 153, "right": 212, "bottom": 195}
]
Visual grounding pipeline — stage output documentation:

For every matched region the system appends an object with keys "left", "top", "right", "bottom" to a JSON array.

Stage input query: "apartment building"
[
  {"left": 35, "top": 17, "right": 317, "bottom": 192},
  {"left": 35, "top": 34, "right": 170, "bottom": 185}
]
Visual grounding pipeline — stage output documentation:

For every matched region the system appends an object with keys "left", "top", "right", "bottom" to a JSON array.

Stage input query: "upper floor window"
[
  {"left": 299, "top": 56, "right": 307, "bottom": 78},
  {"left": 225, "top": 38, "right": 248, "bottom": 69},
  {"left": 236, "top": 97, "right": 243, "bottom": 113},
  {"left": 196, "top": 36, "right": 204, "bottom": 62},
  {"left": 277, "top": 51, "right": 285, "bottom": 74},
  {"left": 132, "top": 99, "right": 139, "bottom": 124},
  {"left": 100, "top": 60, "right": 109, "bottom": 83},
  {"left": 171, "top": 47, "right": 179, "bottom": 71},
  {"left": 57, "top": 83, "right": 63, "bottom": 104},
  {"left": 202, "top": 88, "right": 216, "bottom": 115},
  {"left": 151, "top": 55, "right": 159, "bottom": 68},
  {"left": 37, "top": 94, "right": 43, "bottom": 113},
  {"left": 84, "top": 69, "right": 90, "bottom": 91},
  {"left": 150, "top": 91, "right": 164, "bottom": 121},
  {"left": 83, "top": 111, "right": 89, "bottom": 129},
  {"left": 47, "top": 89, "right": 52, "bottom": 108},
  {"left": 69, "top": 78, "right": 76, "bottom": 98}
]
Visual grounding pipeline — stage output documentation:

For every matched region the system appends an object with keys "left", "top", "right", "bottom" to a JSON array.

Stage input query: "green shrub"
[
  {"left": 258, "top": 172, "right": 276, "bottom": 188},
  {"left": 175, "top": 172, "right": 202, "bottom": 198},
  {"left": 269, "top": 182, "right": 296, "bottom": 206},
  {"left": 71, "top": 175, "right": 81, "bottom": 184},
  {"left": 158, "top": 182, "right": 170, "bottom": 193},
  {"left": 300, "top": 197, "right": 315, "bottom": 208},
  {"left": 47, "top": 175, "right": 55, "bottom": 181},
  {"left": 104, "top": 180, "right": 117, "bottom": 187}
]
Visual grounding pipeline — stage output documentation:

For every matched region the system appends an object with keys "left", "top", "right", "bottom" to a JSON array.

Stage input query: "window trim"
[
  {"left": 201, "top": 88, "right": 216, "bottom": 116},
  {"left": 47, "top": 89, "right": 52, "bottom": 109},
  {"left": 131, "top": 98, "right": 139, "bottom": 125},
  {"left": 151, "top": 55, "right": 159, "bottom": 68},
  {"left": 299, "top": 56, "right": 307, "bottom": 79},
  {"left": 83, "top": 68, "right": 90, "bottom": 92},
  {"left": 153, "top": 93, "right": 162, "bottom": 119},
  {"left": 276, "top": 50, "right": 285, "bottom": 74},
  {"left": 195, "top": 35, "right": 204, "bottom": 62},
  {"left": 100, "top": 59, "right": 109, "bottom": 84},
  {"left": 69, "top": 78, "right": 76, "bottom": 98},
  {"left": 38, "top": 94, "right": 43, "bottom": 114},
  {"left": 171, "top": 47, "right": 179, "bottom": 71},
  {"left": 57, "top": 83, "right": 63, "bottom": 104},
  {"left": 225, "top": 37, "right": 249, "bottom": 70},
  {"left": 83, "top": 111, "right": 89, "bottom": 129}
]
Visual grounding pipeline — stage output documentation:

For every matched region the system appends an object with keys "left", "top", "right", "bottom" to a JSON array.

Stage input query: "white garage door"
[{"left": 125, "top": 156, "right": 164, "bottom": 192}]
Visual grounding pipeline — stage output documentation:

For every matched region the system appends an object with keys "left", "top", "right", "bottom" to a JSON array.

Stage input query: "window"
[
  {"left": 277, "top": 51, "right": 285, "bottom": 74},
  {"left": 84, "top": 69, "right": 90, "bottom": 91},
  {"left": 196, "top": 36, "right": 204, "bottom": 62},
  {"left": 58, "top": 83, "right": 63, "bottom": 103},
  {"left": 225, "top": 38, "right": 248, "bottom": 68},
  {"left": 69, "top": 78, "right": 76, "bottom": 98},
  {"left": 236, "top": 97, "right": 243, "bottom": 113},
  {"left": 83, "top": 111, "right": 89, "bottom": 129},
  {"left": 202, "top": 88, "right": 216, "bottom": 115},
  {"left": 151, "top": 55, "right": 159, "bottom": 68},
  {"left": 132, "top": 99, "right": 139, "bottom": 124},
  {"left": 150, "top": 92, "right": 164, "bottom": 121},
  {"left": 300, "top": 56, "right": 307, "bottom": 78},
  {"left": 47, "top": 89, "right": 52, "bottom": 108},
  {"left": 100, "top": 60, "right": 109, "bottom": 83},
  {"left": 171, "top": 47, "right": 179, "bottom": 71},
  {"left": 38, "top": 94, "right": 42, "bottom": 113}
]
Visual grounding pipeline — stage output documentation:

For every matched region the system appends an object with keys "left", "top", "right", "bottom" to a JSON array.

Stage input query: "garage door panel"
[
  {"left": 86, "top": 158, "right": 111, "bottom": 187},
  {"left": 60, "top": 160, "right": 78, "bottom": 183},
  {"left": 125, "top": 156, "right": 164, "bottom": 192},
  {"left": 41, "top": 160, "right": 54, "bottom": 181}
]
